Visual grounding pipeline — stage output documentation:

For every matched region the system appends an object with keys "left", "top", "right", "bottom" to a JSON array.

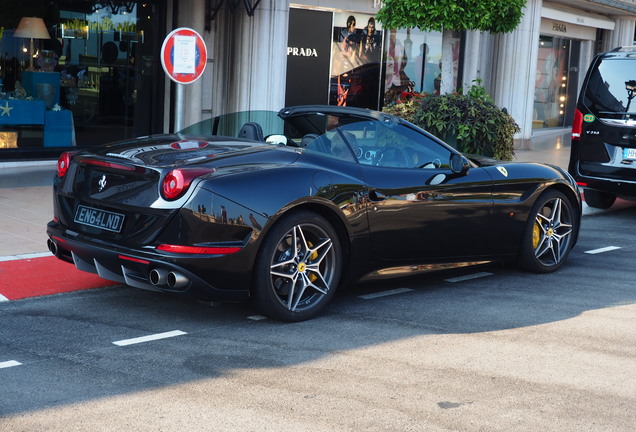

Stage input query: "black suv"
[{"left": 568, "top": 46, "right": 636, "bottom": 209}]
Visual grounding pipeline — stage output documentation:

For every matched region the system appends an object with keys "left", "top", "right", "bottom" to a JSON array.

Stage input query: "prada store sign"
[{"left": 540, "top": 18, "right": 596, "bottom": 40}]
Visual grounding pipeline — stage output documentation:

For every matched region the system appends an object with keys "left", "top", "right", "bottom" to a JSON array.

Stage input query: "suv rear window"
[{"left": 584, "top": 56, "right": 636, "bottom": 123}]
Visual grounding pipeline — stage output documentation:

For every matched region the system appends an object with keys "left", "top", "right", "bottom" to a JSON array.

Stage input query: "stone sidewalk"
[{"left": 0, "top": 162, "right": 56, "bottom": 259}]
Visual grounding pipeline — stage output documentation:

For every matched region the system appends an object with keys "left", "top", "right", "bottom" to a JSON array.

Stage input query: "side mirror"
[{"left": 450, "top": 153, "right": 470, "bottom": 175}]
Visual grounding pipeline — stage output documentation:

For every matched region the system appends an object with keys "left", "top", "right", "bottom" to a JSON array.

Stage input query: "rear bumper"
[
  {"left": 571, "top": 173, "right": 636, "bottom": 200},
  {"left": 46, "top": 222, "right": 250, "bottom": 303},
  {"left": 568, "top": 158, "right": 636, "bottom": 200}
]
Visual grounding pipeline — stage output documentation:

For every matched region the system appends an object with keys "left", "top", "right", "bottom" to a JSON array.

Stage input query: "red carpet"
[{"left": 0, "top": 256, "right": 117, "bottom": 301}]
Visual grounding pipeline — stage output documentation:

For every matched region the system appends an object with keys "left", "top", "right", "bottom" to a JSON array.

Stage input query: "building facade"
[
  {"left": 0, "top": 0, "right": 635, "bottom": 160},
  {"left": 476, "top": 0, "right": 636, "bottom": 140},
  {"left": 191, "top": 0, "right": 636, "bottom": 140}
]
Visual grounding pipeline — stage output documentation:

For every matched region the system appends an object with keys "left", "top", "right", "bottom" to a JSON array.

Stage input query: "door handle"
[{"left": 369, "top": 190, "right": 386, "bottom": 201}]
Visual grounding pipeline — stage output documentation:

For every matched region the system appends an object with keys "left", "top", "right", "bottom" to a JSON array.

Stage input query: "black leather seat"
[
  {"left": 300, "top": 134, "right": 320, "bottom": 148},
  {"left": 238, "top": 122, "right": 264, "bottom": 141}
]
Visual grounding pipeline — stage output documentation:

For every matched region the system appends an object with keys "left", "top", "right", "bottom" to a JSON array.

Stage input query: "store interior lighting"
[{"left": 14, "top": 17, "right": 51, "bottom": 71}]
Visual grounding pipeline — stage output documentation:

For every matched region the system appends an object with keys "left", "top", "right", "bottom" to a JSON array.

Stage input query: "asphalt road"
[{"left": 1, "top": 205, "right": 635, "bottom": 431}]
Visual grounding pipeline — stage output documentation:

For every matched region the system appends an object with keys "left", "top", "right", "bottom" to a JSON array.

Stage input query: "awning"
[{"left": 205, "top": 0, "right": 262, "bottom": 23}]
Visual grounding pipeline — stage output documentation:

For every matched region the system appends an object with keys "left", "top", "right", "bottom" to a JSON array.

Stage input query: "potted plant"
[{"left": 383, "top": 81, "right": 519, "bottom": 161}]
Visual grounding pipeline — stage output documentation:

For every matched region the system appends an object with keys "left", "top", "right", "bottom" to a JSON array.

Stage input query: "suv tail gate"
[{"left": 575, "top": 54, "right": 636, "bottom": 181}]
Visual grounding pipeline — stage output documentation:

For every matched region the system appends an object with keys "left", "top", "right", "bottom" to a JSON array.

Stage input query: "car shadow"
[{"left": 1, "top": 207, "right": 635, "bottom": 417}]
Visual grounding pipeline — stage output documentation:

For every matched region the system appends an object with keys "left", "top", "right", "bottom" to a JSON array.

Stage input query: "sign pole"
[
  {"left": 175, "top": 83, "right": 185, "bottom": 132},
  {"left": 160, "top": 28, "right": 208, "bottom": 134}
]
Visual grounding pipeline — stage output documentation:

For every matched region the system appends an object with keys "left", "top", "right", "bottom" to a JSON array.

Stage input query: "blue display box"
[{"left": 44, "top": 110, "right": 74, "bottom": 147}]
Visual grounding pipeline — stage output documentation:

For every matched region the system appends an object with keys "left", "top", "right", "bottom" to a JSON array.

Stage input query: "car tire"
[
  {"left": 583, "top": 189, "right": 616, "bottom": 209},
  {"left": 252, "top": 210, "right": 342, "bottom": 322},
  {"left": 519, "top": 190, "right": 577, "bottom": 273}
]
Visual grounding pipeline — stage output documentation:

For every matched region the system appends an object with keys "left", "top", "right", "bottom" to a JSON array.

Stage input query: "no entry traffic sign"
[{"left": 161, "top": 27, "right": 207, "bottom": 84}]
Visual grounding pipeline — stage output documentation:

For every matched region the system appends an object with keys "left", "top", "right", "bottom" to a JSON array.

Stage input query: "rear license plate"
[
  {"left": 74, "top": 205, "right": 125, "bottom": 233},
  {"left": 622, "top": 148, "right": 636, "bottom": 160}
]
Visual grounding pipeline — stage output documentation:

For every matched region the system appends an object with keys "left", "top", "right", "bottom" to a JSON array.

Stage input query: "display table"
[
  {"left": 0, "top": 99, "right": 74, "bottom": 147},
  {"left": 0, "top": 99, "right": 46, "bottom": 125}
]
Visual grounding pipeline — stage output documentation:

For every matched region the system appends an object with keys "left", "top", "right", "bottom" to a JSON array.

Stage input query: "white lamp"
[{"left": 14, "top": 17, "right": 51, "bottom": 71}]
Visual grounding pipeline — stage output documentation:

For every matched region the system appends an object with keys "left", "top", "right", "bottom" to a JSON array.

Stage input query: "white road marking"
[
  {"left": 113, "top": 330, "right": 187, "bottom": 346},
  {"left": 445, "top": 272, "right": 494, "bottom": 283},
  {"left": 0, "top": 360, "right": 22, "bottom": 369},
  {"left": 0, "top": 293, "right": 8, "bottom": 302},
  {"left": 585, "top": 246, "right": 622, "bottom": 255},
  {"left": 247, "top": 315, "right": 267, "bottom": 321},
  {"left": 359, "top": 288, "right": 413, "bottom": 300}
]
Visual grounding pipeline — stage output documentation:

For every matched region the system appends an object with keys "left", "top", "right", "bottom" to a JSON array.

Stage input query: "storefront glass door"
[{"left": 534, "top": 36, "right": 577, "bottom": 129}]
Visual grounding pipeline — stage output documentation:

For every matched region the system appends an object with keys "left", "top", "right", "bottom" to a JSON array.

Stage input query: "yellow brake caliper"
[
  {"left": 307, "top": 241, "right": 318, "bottom": 283},
  {"left": 532, "top": 220, "right": 541, "bottom": 250}
]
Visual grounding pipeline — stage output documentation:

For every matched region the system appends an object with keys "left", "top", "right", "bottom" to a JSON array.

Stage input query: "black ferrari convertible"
[{"left": 47, "top": 105, "right": 581, "bottom": 321}]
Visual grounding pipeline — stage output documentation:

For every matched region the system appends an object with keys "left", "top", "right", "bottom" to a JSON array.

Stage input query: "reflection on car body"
[{"left": 47, "top": 105, "right": 582, "bottom": 321}]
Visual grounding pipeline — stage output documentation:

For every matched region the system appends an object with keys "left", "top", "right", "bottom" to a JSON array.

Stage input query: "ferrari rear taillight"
[
  {"left": 57, "top": 152, "right": 74, "bottom": 178},
  {"left": 572, "top": 108, "right": 583, "bottom": 141},
  {"left": 161, "top": 168, "right": 215, "bottom": 200},
  {"left": 156, "top": 244, "right": 241, "bottom": 254}
]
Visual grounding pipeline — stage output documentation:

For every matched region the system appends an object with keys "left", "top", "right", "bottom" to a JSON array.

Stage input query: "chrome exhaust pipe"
[
  {"left": 149, "top": 268, "right": 168, "bottom": 286},
  {"left": 167, "top": 271, "right": 189, "bottom": 289},
  {"left": 47, "top": 239, "right": 58, "bottom": 256}
]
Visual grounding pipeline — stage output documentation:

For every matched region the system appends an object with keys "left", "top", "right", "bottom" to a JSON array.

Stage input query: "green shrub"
[{"left": 383, "top": 82, "right": 518, "bottom": 161}]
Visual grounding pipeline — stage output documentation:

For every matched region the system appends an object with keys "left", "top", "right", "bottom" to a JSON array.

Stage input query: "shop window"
[
  {"left": 0, "top": 1, "right": 162, "bottom": 154},
  {"left": 56, "top": 6, "right": 141, "bottom": 144},
  {"left": 383, "top": 28, "right": 453, "bottom": 104}
]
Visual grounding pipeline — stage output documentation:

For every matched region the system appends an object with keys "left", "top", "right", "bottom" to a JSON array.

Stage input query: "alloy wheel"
[
  {"left": 269, "top": 222, "right": 337, "bottom": 312},
  {"left": 531, "top": 196, "right": 574, "bottom": 267}
]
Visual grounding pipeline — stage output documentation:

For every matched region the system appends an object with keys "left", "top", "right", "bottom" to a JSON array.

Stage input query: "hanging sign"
[{"left": 161, "top": 27, "right": 207, "bottom": 84}]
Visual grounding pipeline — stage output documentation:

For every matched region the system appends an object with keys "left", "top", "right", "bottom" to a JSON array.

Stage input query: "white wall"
[
  {"left": 604, "top": 15, "right": 636, "bottom": 51},
  {"left": 212, "top": 0, "right": 289, "bottom": 114},
  {"left": 491, "top": 0, "right": 543, "bottom": 140}
]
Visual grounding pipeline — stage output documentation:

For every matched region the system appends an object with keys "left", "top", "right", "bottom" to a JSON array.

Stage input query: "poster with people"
[
  {"left": 329, "top": 13, "right": 383, "bottom": 109},
  {"left": 288, "top": 8, "right": 451, "bottom": 110},
  {"left": 383, "top": 29, "right": 453, "bottom": 104}
]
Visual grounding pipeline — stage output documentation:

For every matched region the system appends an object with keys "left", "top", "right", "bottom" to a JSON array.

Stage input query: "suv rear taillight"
[
  {"left": 572, "top": 108, "right": 583, "bottom": 141},
  {"left": 57, "top": 152, "right": 75, "bottom": 177},
  {"left": 161, "top": 168, "right": 215, "bottom": 200}
]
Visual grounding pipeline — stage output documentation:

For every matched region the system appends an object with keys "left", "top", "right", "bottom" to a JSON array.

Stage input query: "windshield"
[{"left": 178, "top": 109, "right": 453, "bottom": 168}]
